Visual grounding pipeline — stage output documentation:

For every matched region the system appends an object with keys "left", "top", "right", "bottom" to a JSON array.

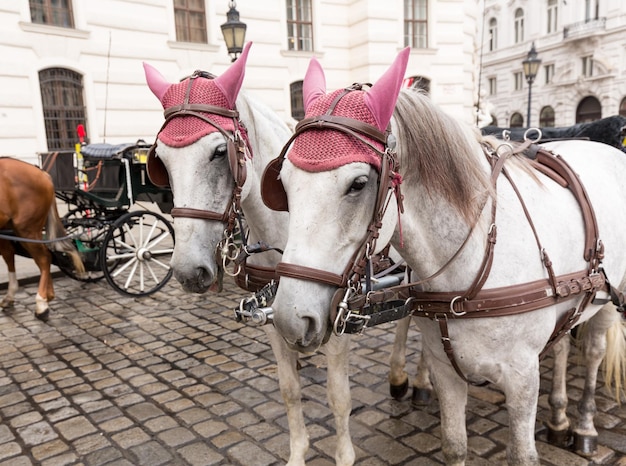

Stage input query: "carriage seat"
[
  {"left": 81, "top": 140, "right": 151, "bottom": 161},
  {"left": 81, "top": 142, "right": 137, "bottom": 159}
]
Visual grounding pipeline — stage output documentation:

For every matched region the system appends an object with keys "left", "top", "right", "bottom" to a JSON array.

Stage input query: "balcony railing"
[{"left": 563, "top": 17, "right": 606, "bottom": 39}]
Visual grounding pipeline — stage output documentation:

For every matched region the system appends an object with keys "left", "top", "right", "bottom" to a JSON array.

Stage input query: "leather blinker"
[
  {"left": 146, "top": 143, "right": 170, "bottom": 188},
  {"left": 261, "top": 156, "right": 289, "bottom": 212}
]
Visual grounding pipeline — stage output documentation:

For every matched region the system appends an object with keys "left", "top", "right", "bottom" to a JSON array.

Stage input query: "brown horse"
[{"left": 0, "top": 157, "right": 84, "bottom": 320}]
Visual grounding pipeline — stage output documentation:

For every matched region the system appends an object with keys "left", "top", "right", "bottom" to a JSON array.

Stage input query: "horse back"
[{"left": 0, "top": 157, "right": 55, "bottom": 235}]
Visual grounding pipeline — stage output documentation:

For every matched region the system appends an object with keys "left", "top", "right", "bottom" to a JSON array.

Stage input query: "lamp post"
[
  {"left": 220, "top": 1, "right": 247, "bottom": 62},
  {"left": 522, "top": 42, "right": 541, "bottom": 127}
]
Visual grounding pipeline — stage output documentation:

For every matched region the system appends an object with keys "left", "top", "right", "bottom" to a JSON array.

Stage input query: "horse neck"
[
  {"left": 236, "top": 93, "right": 291, "bottom": 263},
  {"left": 389, "top": 100, "right": 495, "bottom": 290}
]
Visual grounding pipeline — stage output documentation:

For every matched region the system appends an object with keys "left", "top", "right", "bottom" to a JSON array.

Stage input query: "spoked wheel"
[
  {"left": 100, "top": 211, "right": 175, "bottom": 296},
  {"left": 60, "top": 206, "right": 113, "bottom": 282}
]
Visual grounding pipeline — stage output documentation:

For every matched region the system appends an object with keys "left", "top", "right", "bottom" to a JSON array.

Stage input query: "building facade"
[
  {"left": 479, "top": 0, "right": 626, "bottom": 128},
  {"left": 0, "top": 0, "right": 481, "bottom": 165}
]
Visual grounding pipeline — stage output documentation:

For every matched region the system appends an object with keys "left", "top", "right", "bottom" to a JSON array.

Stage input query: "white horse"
[
  {"left": 143, "top": 42, "right": 356, "bottom": 465},
  {"left": 262, "top": 47, "right": 626, "bottom": 465}
]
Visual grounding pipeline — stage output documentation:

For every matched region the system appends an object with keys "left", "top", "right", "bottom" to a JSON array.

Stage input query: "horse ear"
[
  {"left": 213, "top": 41, "right": 253, "bottom": 109},
  {"left": 365, "top": 47, "right": 411, "bottom": 130},
  {"left": 303, "top": 57, "right": 326, "bottom": 110},
  {"left": 143, "top": 62, "right": 172, "bottom": 102}
]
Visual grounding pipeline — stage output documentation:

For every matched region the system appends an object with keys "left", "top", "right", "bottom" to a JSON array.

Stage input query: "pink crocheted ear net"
[
  {"left": 289, "top": 89, "right": 384, "bottom": 172},
  {"left": 158, "top": 79, "right": 235, "bottom": 148}
]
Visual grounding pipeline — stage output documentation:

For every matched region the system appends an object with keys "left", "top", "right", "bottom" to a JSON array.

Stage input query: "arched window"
[
  {"left": 619, "top": 96, "right": 626, "bottom": 117},
  {"left": 290, "top": 80, "right": 304, "bottom": 121},
  {"left": 403, "top": 75, "right": 431, "bottom": 95},
  {"left": 576, "top": 96, "right": 601, "bottom": 123},
  {"left": 539, "top": 106, "right": 555, "bottom": 127},
  {"left": 514, "top": 8, "right": 524, "bottom": 43},
  {"left": 547, "top": 0, "right": 558, "bottom": 34},
  {"left": 490, "top": 114, "right": 498, "bottom": 126},
  {"left": 510, "top": 112, "right": 524, "bottom": 127},
  {"left": 488, "top": 18, "right": 497, "bottom": 51},
  {"left": 39, "top": 68, "right": 86, "bottom": 151}
]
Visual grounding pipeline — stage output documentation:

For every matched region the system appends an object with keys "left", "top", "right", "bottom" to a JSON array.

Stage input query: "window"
[
  {"left": 582, "top": 56, "right": 594, "bottom": 77},
  {"left": 29, "top": 0, "right": 74, "bottom": 28},
  {"left": 510, "top": 112, "right": 524, "bottom": 127},
  {"left": 286, "top": 0, "right": 313, "bottom": 51},
  {"left": 174, "top": 0, "right": 207, "bottom": 44},
  {"left": 404, "top": 0, "right": 428, "bottom": 49},
  {"left": 620, "top": 97, "right": 626, "bottom": 117},
  {"left": 547, "top": 0, "right": 558, "bottom": 34},
  {"left": 290, "top": 81, "right": 304, "bottom": 121},
  {"left": 514, "top": 8, "right": 524, "bottom": 44},
  {"left": 585, "top": 0, "right": 599, "bottom": 21},
  {"left": 404, "top": 76, "right": 431, "bottom": 94},
  {"left": 544, "top": 64, "right": 555, "bottom": 84},
  {"left": 488, "top": 77, "right": 497, "bottom": 96},
  {"left": 39, "top": 68, "right": 87, "bottom": 151},
  {"left": 539, "top": 106, "right": 555, "bottom": 127},
  {"left": 514, "top": 72, "right": 524, "bottom": 91},
  {"left": 576, "top": 96, "right": 601, "bottom": 123},
  {"left": 488, "top": 18, "right": 497, "bottom": 51}
]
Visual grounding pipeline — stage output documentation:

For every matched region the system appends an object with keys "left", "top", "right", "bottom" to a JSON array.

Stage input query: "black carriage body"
[{"left": 38, "top": 141, "right": 175, "bottom": 296}]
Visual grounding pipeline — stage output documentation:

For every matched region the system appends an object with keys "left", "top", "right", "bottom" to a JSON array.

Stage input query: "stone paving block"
[
  {"left": 55, "top": 415, "right": 98, "bottom": 441},
  {"left": 177, "top": 441, "right": 225, "bottom": 465},
  {"left": 129, "top": 440, "right": 174, "bottom": 466}
]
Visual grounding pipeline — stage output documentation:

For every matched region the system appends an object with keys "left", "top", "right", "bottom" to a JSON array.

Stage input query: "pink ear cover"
[
  {"left": 365, "top": 47, "right": 411, "bottom": 131},
  {"left": 213, "top": 41, "right": 252, "bottom": 108},
  {"left": 302, "top": 57, "right": 327, "bottom": 110},
  {"left": 143, "top": 62, "right": 172, "bottom": 103},
  {"left": 289, "top": 47, "right": 411, "bottom": 172},
  {"left": 143, "top": 42, "right": 254, "bottom": 148}
]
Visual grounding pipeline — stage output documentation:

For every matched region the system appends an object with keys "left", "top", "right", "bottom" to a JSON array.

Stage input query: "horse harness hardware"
[
  {"left": 350, "top": 139, "right": 626, "bottom": 383},
  {"left": 146, "top": 70, "right": 282, "bottom": 293}
]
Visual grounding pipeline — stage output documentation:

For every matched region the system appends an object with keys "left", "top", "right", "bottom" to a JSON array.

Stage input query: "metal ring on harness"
[
  {"left": 524, "top": 128, "right": 542, "bottom": 143},
  {"left": 450, "top": 295, "right": 467, "bottom": 317}
]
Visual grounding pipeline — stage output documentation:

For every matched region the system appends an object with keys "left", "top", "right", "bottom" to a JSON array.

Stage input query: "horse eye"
[
  {"left": 210, "top": 143, "right": 228, "bottom": 161},
  {"left": 348, "top": 176, "right": 368, "bottom": 194}
]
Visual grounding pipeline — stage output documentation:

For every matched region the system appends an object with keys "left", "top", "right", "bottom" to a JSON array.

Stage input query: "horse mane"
[
  {"left": 392, "top": 90, "right": 493, "bottom": 224},
  {"left": 236, "top": 90, "right": 293, "bottom": 166}
]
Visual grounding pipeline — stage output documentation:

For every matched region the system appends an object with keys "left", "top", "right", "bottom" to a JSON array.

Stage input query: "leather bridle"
[
  {"left": 147, "top": 70, "right": 251, "bottom": 278},
  {"left": 262, "top": 84, "right": 403, "bottom": 310}
]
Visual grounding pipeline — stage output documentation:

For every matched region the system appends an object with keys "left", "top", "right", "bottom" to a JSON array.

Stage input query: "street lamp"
[
  {"left": 220, "top": 1, "right": 247, "bottom": 62},
  {"left": 522, "top": 42, "right": 541, "bottom": 127}
]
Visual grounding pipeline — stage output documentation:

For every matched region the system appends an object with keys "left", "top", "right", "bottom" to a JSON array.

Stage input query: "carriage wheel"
[
  {"left": 100, "top": 211, "right": 174, "bottom": 296},
  {"left": 59, "top": 207, "right": 111, "bottom": 282}
]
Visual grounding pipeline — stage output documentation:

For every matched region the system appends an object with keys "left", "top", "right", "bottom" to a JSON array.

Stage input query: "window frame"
[
  {"left": 286, "top": 0, "right": 314, "bottom": 52},
  {"left": 547, "top": 0, "right": 558, "bottom": 34},
  {"left": 290, "top": 80, "right": 304, "bottom": 121},
  {"left": 404, "top": 0, "right": 428, "bottom": 49},
  {"left": 39, "top": 67, "right": 87, "bottom": 151},
  {"left": 488, "top": 17, "right": 497, "bottom": 51},
  {"left": 173, "top": 0, "right": 208, "bottom": 44},
  {"left": 514, "top": 8, "right": 524, "bottom": 44},
  {"left": 29, "top": 0, "right": 74, "bottom": 28}
]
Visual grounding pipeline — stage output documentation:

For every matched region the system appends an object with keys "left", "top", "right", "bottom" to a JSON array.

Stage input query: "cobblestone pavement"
[{"left": 1, "top": 274, "right": 625, "bottom": 466}]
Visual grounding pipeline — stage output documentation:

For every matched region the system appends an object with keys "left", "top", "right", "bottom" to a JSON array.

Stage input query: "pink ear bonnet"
[
  {"left": 288, "top": 47, "right": 410, "bottom": 172},
  {"left": 143, "top": 42, "right": 252, "bottom": 148}
]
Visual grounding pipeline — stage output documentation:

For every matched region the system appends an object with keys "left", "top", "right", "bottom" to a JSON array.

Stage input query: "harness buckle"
[{"left": 450, "top": 296, "right": 467, "bottom": 317}]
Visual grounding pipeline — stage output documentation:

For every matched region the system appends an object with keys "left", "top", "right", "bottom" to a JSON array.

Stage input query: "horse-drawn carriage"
[{"left": 38, "top": 139, "right": 175, "bottom": 297}]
